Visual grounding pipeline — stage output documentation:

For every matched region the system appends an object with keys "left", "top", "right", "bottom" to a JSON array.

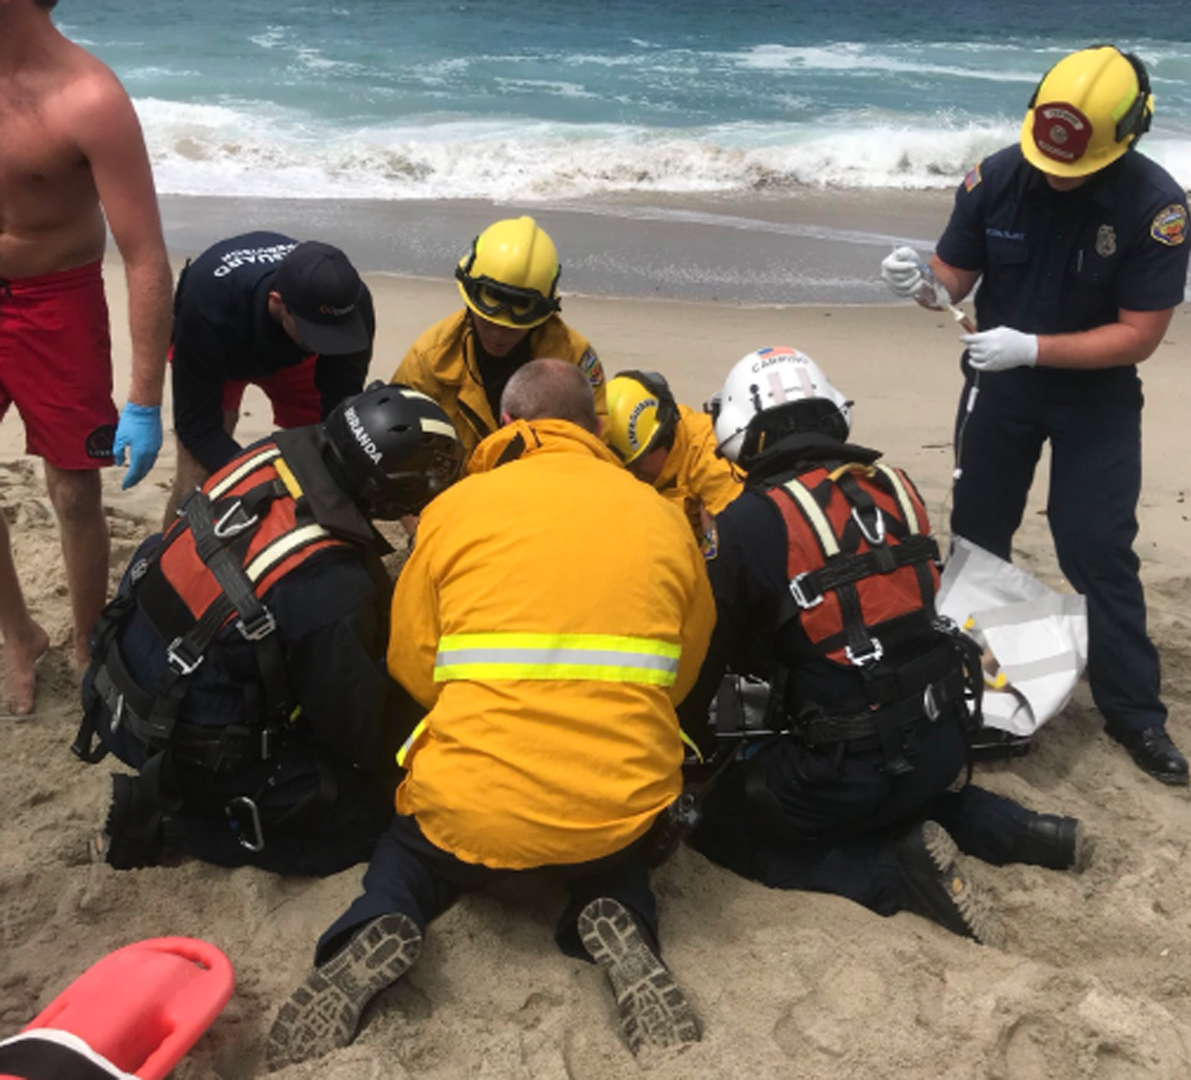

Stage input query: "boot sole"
[
  {"left": 577, "top": 897, "right": 700, "bottom": 1055},
  {"left": 265, "top": 913, "right": 422, "bottom": 1070},
  {"left": 908, "top": 821, "right": 1004, "bottom": 948}
]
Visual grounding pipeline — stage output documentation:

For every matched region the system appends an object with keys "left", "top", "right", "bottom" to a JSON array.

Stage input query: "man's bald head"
[{"left": 500, "top": 358, "right": 599, "bottom": 435}]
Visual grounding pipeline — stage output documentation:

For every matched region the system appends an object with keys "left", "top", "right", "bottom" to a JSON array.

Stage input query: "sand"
[{"left": 3, "top": 236, "right": 1191, "bottom": 1079}]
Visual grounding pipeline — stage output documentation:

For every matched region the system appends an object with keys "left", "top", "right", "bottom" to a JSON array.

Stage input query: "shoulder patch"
[
  {"left": 700, "top": 522, "right": 719, "bottom": 560},
  {"left": 1151, "top": 204, "right": 1187, "bottom": 246},
  {"left": 963, "top": 164, "right": 982, "bottom": 193},
  {"left": 578, "top": 348, "right": 605, "bottom": 388}
]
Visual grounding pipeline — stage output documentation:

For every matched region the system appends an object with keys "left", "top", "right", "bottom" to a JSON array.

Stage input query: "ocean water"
[{"left": 63, "top": 1, "right": 1191, "bottom": 203}]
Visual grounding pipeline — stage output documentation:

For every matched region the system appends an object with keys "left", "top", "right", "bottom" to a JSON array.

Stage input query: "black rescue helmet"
[{"left": 325, "top": 382, "right": 464, "bottom": 519}]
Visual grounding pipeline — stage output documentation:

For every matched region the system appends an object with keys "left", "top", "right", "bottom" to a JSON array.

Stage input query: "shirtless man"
[{"left": 0, "top": 0, "right": 173, "bottom": 715}]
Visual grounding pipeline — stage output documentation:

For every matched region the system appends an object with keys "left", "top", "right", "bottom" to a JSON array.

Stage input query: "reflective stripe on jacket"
[
  {"left": 388, "top": 417, "right": 715, "bottom": 869},
  {"left": 392, "top": 309, "right": 606, "bottom": 459}
]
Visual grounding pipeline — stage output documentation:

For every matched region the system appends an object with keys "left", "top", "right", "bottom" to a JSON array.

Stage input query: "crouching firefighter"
[
  {"left": 73, "top": 383, "right": 465, "bottom": 875},
  {"left": 676, "top": 346, "right": 1086, "bottom": 945}
]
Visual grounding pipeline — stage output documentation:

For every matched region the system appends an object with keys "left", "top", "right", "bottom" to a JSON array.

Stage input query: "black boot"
[
  {"left": 894, "top": 821, "right": 1002, "bottom": 946},
  {"left": 266, "top": 913, "right": 422, "bottom": 1070},
  {"left": 578, "top": 897, "right": 700, "bottom": 1056},
  {"left": 1007, "top": 814, "right": 1086, "bottom": 871},
  {"left": 102, "top": 774, "right": 164, "bottom": 870},
  {"left": 1107, "top": 726, "right": 1189, "bottom": 786}
]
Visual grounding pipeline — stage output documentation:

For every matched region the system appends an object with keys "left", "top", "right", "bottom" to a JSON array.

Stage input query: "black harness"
[
  {"left": 72, "top": 441, "right": 375, "bottom": 865},
  {"left": 714, "top": 458, "right": 984, "bottom": 775}
]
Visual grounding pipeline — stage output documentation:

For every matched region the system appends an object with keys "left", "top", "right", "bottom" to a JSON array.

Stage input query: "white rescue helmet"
[{"left": 713, "top": 346, "right": 851, "bottom": 465}]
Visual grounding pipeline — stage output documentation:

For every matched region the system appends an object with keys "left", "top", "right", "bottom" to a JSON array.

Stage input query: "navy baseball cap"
[{"left": 273, "top": 241, "right": 370, "bottom": 355}]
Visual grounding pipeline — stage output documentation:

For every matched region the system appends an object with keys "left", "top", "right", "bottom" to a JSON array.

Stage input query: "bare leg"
[
  {"left": 162, "top": 439, "right": 211, "bottom": 530},
  {"left": 0, "top": 512, "right": 50, "bottom": 716},
  {"left": 44, "top": 463, "right": 108, "bottom": 670},
  {"left": 160, "top": 410, "right": 236, "bottom": 529}
]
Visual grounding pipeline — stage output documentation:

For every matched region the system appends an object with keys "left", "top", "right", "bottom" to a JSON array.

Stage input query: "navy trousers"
[
  {"left": 123, "top": 746, "right": 395, "bottom": 877},
  {"left": 689, "top": 719, "right": 1037, "bottom": 916},
  {"left": 950, "top": 365, "right": 1163, "bottom": 734},
  {"left": 316, "top": 813, "right": 659, "bottom": 965}
]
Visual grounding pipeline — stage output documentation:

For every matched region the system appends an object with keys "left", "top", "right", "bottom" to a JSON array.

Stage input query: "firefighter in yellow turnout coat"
[
  {"left": 394, "top": 216, "right": 606, "bottom": 459},
  {"left": 391, "top": 413, "right": 713, "bottom": 868},
  {"left": 607, "top": 370, "right": 742, "bottom": 535},
  {"left": 269, "top": 359, "right": 714, "bottom": 1070}
]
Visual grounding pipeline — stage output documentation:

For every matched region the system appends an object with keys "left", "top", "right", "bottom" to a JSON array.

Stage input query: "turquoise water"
[{"left": 63, "top": 1, "right": 1191, "bottom": 199}]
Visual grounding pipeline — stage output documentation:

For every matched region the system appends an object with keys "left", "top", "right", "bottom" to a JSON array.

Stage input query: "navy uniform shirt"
[
  {"left": 171, "top": 231, "right": 376, "bottom": 472},
  {"left": 937, "top": 146, "right": 1189, "bottom": 335}
]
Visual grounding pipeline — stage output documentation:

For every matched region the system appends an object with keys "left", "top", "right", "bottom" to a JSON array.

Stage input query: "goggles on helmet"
[
  {"left": 425, "top": 443, "right": 465, "bottom": 497},
  {"left": 365, "top": 442, "right": 464, "bottom": 520},
  {"left": 455, "top": 268, "right": 560, "bottom": 327}
]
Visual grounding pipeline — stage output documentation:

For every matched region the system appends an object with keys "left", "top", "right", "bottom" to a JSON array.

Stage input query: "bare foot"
[{"left": 3, "top": 622, "right": 51, "bottom": 716}]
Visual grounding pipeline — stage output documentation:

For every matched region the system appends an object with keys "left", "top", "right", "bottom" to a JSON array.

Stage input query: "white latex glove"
[
  {"left": 881, "top": 246, "right": 925, "bottom": 298},
  {"left": 961, "top": 327, "right": 1039, "bottom": 372}
]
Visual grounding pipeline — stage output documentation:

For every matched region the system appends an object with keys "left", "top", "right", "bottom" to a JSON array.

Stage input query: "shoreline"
[{"left": 158, "top": 189, "right": 957, "bottom": 307}]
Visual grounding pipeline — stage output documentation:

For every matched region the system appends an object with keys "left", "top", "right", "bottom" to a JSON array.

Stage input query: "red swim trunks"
[
  {"left": 220, "top": 353, "right": 321, "bottom": 429},
  {"left": 0, "top": 260, "right": 117, "bottom": 470}
]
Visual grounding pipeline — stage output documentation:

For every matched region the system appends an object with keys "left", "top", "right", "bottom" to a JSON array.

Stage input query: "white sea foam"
[{"left": 136, "top": 96, "right": 1191, "bottom": 202}]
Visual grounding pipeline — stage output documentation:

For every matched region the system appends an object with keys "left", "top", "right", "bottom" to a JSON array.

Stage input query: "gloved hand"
[
  {"left": 961, "top": 327, "right": 1039, "bottom": 372},
  {"left": 881, "top": 246, "right": 927, "bottom": 298},
  {"left": 112, "top": 402, "right": 163, "bottom": 489}
]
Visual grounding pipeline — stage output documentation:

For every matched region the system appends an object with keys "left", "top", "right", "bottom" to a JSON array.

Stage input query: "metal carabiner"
[
  {"left": 923, "top": 682, "right": 940, "bottom": 721},
  {"left": 851, "top": 505, "right": 886, "bottom": 546},
  {"left": 225, "top": 795, "right": 266, "bottom": 853},
  {"left": 213, "top": 500, "right": 259, "bottom": 541}
]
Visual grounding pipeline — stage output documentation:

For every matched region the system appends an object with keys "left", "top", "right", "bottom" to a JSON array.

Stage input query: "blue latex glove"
[{"left": 112, "top": 402, "right": 163, "bottom": 489}]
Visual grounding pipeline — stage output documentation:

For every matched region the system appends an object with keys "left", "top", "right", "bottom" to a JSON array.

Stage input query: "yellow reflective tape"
[
  {"left": 439, "top": 632, "right": 681, "bottom": 658},
  {"left": 273, "top": 457, "right": 304, "bottom": 500},
  {"left": 396, "top": 718, "right": 429, "bottom": 767},
  {"left": 434, "top": 632, "right": 682, "bottom": 686},
  {"left": 209, "top": 446, "right": 281, "bottom": 498},
  {"left": 434, "top": 662, "right": 678, "bottom": 686},
  {"left": 781, "top": 478, "right": 839, "bottom": 557},
  {"left": 874, "top": 464, "right": 919, "bottom": 536},
  {"left": 680, "top": 728, "right": 703, "bottom": 764},
  {"left": 421, "top": 418, "right": 457, "bottom": 439},
  {"left": 244, "top": 523, "right": 332, "bottom": 582}
]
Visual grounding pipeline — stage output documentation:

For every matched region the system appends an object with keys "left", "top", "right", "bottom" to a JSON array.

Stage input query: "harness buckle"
[
  {"left": 166, "top": 637, "right": 204, "bottom": 676},
  {"left": 111, "top": 692, "right": 126, "bottom": 732},
  {"left": 129, "top": 557, "right": 151, "bottom": 584},
  {"left": 923, "top": 682, "right": 940, "bottom": 721},
  {"left": 789, "top": 572, "right": 823, "bottom": 610},
  {"left": 213, "top": 500, "right": 259, "bottom": 541},
  {"left": 236, "top": 608, "right": 277, "bottom": 642},
  {"left": 845, "top": 636, "right": 884, "bottom": 667},
  {"left": 851, "top": 505, "right": 886, "bottom": 546},
  {"left": 225, "top": 795, "right": 265, "bottom": 853}
]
